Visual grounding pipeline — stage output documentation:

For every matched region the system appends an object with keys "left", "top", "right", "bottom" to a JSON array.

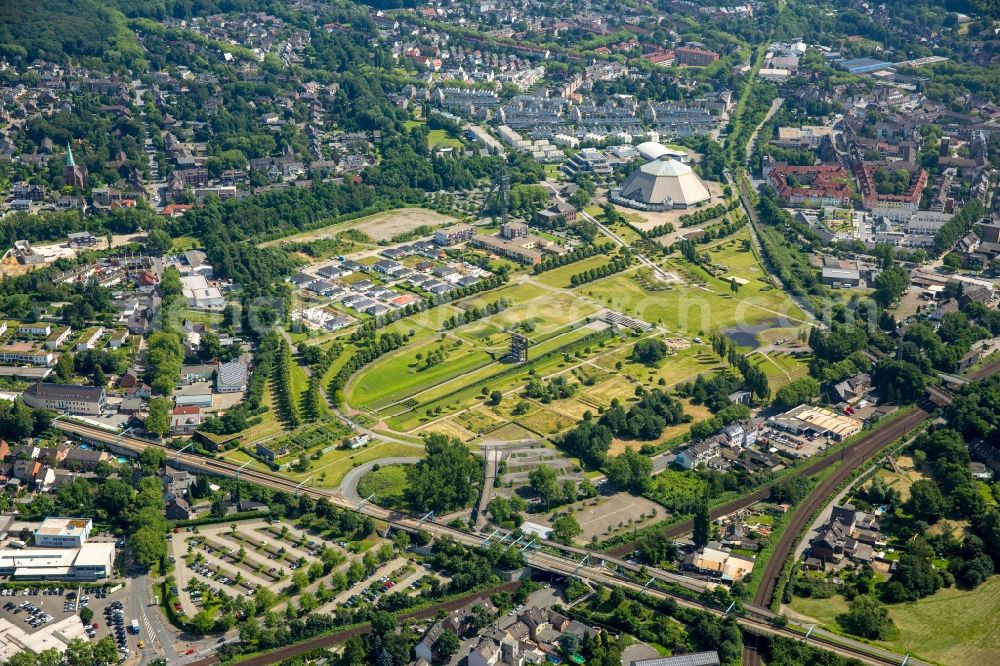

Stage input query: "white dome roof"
[
  {"left": 640, "top": 157, "right": 692, "bottom": 177},
  {"left": 636, "top": 141, "right": 688, "bottom": 162}
]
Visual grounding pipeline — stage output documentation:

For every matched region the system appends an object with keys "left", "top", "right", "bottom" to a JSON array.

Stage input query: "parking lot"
[
  {"left": 0, "top": 583, "right": 133, "bottom": 659},
  {"left": 760, "top": 426, "right": 831, "bottom": 459},
  {"left": 167, "top": 516, "right": 452, "bottom": 622}
]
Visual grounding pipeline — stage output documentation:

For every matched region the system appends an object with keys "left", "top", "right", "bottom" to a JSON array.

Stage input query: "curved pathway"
[{"left": 338, "top": 456, "right": 420, "bottom": 504}]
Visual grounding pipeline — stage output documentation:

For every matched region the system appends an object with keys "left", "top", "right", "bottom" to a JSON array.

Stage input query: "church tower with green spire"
[{"left": 63, "top": 140, "right": 87, "bottom": 190}]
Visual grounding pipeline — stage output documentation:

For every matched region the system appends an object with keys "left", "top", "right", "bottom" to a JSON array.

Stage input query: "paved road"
[
  {"left": 338, "top": 456, "right": 421, "bottom": 504},
  {"left": 64, "top": 419, "right": 919, "bottom": 666},
  {"left": 575, "top": 205, "right": 679, "bottom": 285},
  {"left": 744, "top": 97, "right": 784, "bottom": 165},
  {"left": 474, "top": 447, "right": 500, "bottom": 530},
  {"left": 129, "top": 573, "right": 179, "bottom": 666}
]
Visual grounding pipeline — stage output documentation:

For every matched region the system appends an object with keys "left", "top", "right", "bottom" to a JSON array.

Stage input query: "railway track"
[
  {"left": 606, "top": 356, "right": 1000, "bottom": 562},
  {"left": 753, "top": 354, "right": 1000, "bottom": 608},
  {"left": 751, "top": 404, "right": 931, "bottom": 607},
  {"left": 60, "top": 397, "right": 988, "bottom": 666},
  {"left": 232, "top": 581, "right": 522, "bottom": 666},
  {"left": 606, "top": 405, "right": 930, "bottom": 558}
]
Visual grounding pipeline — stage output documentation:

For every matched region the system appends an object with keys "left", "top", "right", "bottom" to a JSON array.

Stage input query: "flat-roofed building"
[
  {"left": 769, "top": 404, "right": 862, "bottom": 441},
  {"left": 433, "top": 223, "right": 476, "bottom": 246},
  {"left": 44, "top": 326, "right": 73, "bottom": 350},
  {"left": 0, "top": 542, "right": 115, "bottom": 580},
  {"left": 0, "top": 341, "right": 54, "bottom": 366},
  {"left": 774, "top": 125, "right": 834, "bottom": 149},
  {"left": 469, "top": 233, "right": 565, "bottom": 266},
  {"left": 34, "top": 517, "right": 92, "bottom": 548},
  {"left": 820, "top": 266, "right": 862, "bottom": 287},
  {"left": 180, "top": 274, "right": 225, "bottom": 309}
]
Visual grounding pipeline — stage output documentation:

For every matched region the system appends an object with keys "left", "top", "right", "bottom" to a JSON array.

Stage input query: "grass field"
[
  {"left": 750, "top": 351, "right": 810, "bottom": 391},
  {"left": 349, "top": 285, "right": 607, "bottom": 428},
  {"left": 875, "top": 455, "right": 922, "bottom": 501},
  {"left": 356, "top": 465, "right": 410, "bottom": 511},
  {"left": 281, "top": 440, "right": 423, "bottom": 488},
  {"left": 592, "top": 340, "right": 724, "bottom": 390},
  {"left": 579, "top": 229, "right": 806, "bottom": 337},
  {"left": 534, "top": 256, "right": 611, "bottom": 288},
  {"left": 427, "top": 128, "right": 464, "bottom": 150},
  {"left": 461, "top": 281, "right": 547, "bottom": 308},
  {"left": 260, "top": 207, "right": 456, "bottom": 246},
  {"left": 789, "top": 578, "right": 1000, "bottom": 666},
  {"left": 380, "top": 324, "right": 610, "bottom": 431},
  {"left": 472, "top": 291, "right": 599, "bottom": 338},
  {"left": 170, "top": 236, "right": 200, "bottom": 252},
  {"left": 582, "top": 270, "right": 804, "bottom": 337},
  {"left": 347, "top": 335, "right": 498, "bottom": 410}
]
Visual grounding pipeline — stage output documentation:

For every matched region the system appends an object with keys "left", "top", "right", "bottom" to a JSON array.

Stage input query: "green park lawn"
[
  {"left": 534, "top": 256, "right": 614, "bottom": 289},
  {"left": 461, "top": 281, "right": 547, "bottom": 308},
  {"left": 475, "top": 291, "right": 600, "bottom": 337},
  {"left": 592, "top": 339, "right": 724, "bottom": 390},
  {"left": 380, "top": 325, "right": 612, "bottom": 431},
  {"left": 281, "top": 440, "right": 423, "bottom": 488},
  {"left": 350, "top": 287, "right": 604, "bottom": 419},
  {"left": 347, "top": 336, "right": 497, "bottom": 410},
  {"left": 789, "top": 577, "right": 1000, "bottom": 666},
  {"left": 580, "top": 262, "right": 805, "bottom": 338},
  {"left": 750, "top": 351, "right": 809, "bottom": 391},
  {"left": 356, "top": 464, "right": 411, "bottom": 511},
  {"left": 427, "top": 128, "right": 463, "bottom": 150},
  {"left": 170, "top": 236, "right": 200, "bottom": 252}
]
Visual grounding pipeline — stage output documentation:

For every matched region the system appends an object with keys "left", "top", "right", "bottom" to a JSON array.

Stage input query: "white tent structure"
[{"left": 612, "top": 157, "right": 711, "bottom": 211}]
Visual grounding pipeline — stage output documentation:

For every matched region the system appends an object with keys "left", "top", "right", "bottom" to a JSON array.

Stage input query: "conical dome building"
[{"left": 611, "top": 156, "right": 710, "bottom": 211}]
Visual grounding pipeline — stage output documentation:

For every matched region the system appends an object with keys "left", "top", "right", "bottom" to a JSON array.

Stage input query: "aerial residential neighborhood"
[{"left": 0, "top": 1, "right": 998, "bottom": 666}]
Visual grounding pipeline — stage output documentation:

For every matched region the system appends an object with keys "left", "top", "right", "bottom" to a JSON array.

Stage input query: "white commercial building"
[
  {"left": 181, "top": 274, "right": 225, "bottom": 309},
  {"left": 34, "top": 517, "right": 92, "bottom": 548},
  {"left": 0, "top": 542, "right": 115, "bottom": 580}
]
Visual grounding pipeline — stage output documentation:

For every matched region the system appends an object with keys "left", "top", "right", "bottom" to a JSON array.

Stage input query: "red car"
[
  {"left": 92, "top": 623, "right": 99, "bottom": 629},
  {"left": 186, "top": 649, "right": 195, "bottom": 655}
]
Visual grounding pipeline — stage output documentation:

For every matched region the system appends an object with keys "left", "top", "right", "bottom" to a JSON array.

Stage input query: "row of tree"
[
  {"left": 569, "top": 255, "right": 632, "bottom": 286},
  {"left": 532, "top": 242, "right": 614, "bottom": 274},
  {"left": 272, "top": 337, "right": 301, "bottom": 427}
]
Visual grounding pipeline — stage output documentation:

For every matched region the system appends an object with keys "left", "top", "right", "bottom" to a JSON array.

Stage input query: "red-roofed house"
[
  {"left": 161, "top": 204, "right": 194, "bottom": 217},
  {"left": 170, "top": 405, "right": 202, "bottom": 434}
]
